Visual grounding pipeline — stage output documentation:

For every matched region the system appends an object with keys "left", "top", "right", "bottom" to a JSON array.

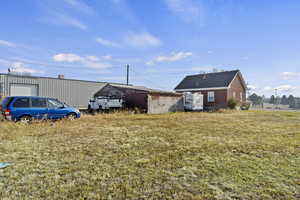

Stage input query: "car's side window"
[
  {"left": 32, "top": 98, "right": 47, "bottom": 108},
  {"left": 13, "top": 98, "right": 30, "bottom": 108},
  {"left": 48, "top": 99, "right": 64, "bottom": 108}
]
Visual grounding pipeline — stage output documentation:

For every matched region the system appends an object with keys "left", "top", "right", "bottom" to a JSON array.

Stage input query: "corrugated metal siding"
[
  {"left": 0, "top": 74, "right": 5, "bottom": 97},
  {"left": 0, "top": 74, "right": 107, "bottom": 109}
]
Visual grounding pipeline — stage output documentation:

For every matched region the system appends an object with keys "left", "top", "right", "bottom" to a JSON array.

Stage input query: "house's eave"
[{"left": 175, "top": 87, "right": 229, "bottom": 92}]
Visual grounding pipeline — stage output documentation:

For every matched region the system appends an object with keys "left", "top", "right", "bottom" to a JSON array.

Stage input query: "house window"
[
  {"left": 208, "top": 91, "right": 215, "bottom": 102},
  {"left": 233, "top": 92, "right": 236, "bottom": 99},
  {"left": 240, "top": 92, "right": 243, "bottom": 101}
]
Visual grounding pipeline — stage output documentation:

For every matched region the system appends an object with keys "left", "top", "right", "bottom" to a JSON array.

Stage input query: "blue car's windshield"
[{"left": 63, "top": 102, "right": 70, "bottom": 107}]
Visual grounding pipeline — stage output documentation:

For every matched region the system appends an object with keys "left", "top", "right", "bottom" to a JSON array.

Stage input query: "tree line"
[{"left": 248, "top": 93, "right": 300, "bottom": 109}]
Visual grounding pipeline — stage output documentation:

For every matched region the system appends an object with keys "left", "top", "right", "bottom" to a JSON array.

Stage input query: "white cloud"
[
  {"left": 0, "top": 40, "right": 17, "bottom": 47},
  {"left": 165, "top": 0, "right": 205, "bottom": 24},
  {"left": 124, "top": 32, "right": 162, "bottom": 48},
  {"left": 96, "top": 37, "right": 120, "bottom": 47},
  {"left": 11, "top": 62, "right": 38, "bottom": 73},
  {"left": 0, "top": 58, "right": 11, "bottom": 66},
  {"left": 0, "top": 40, "right": 31, "bottom": 49},
  {"left": 53, "top": 53, "right": 112, "bottom": 70},
  {"left": 147, "top": 52, "right": 193, "bottom": 65},
  {"left": 84, "top": 61, "right": 112, "bottom": 69},
  {"left": 53, "top": 53, "right": 83, "bottom": 62},
  {"left": 10, "top": 62, "right": 44, "bottom": 74},
  {"left": 190, "top": 66, "right": 214, "bottom": 72},
  {"left": 101, "top": 55, "right": 113, "bottom": 60},
  {"left": 97, "top": 33, "right": 161, "bottom": 49},
  {"left": 263, "top": 86, "right": 274, "bottom": 92},
  {"left": 263, "top": 85, "right": 297, "bottom": 93},
  {"left": 247, "top": 85, "right": 257, "bottom": 90},
  {"left": 46, "top": 13, "right": 87, "bottom": 30},
  {"left": 63, "top": 0, "right": 94, "bottom": 15},
  {"left": 276, "top": 85, "right": 297, "bottom": 92},
  {"left": 85, "top": 56, "right": 100, "bottom": 62},
  {"left": 85, "top": 55, "right": 112, "bottom": 62},
  {"left": 0, "top": 59, "right": 43, "bottom": 74},
  {"left": 280, "top": 72, "right": 300, "bottom": 80}
]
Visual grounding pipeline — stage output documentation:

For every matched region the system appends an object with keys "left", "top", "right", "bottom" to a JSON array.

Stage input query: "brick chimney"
[{"left": 58, "top": 74, "right": 65, "bottom": 79}]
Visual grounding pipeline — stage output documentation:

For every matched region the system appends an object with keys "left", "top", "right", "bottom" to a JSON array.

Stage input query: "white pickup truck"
[{"left": 88, "top": 96, "right": 124, "bottom": 112}]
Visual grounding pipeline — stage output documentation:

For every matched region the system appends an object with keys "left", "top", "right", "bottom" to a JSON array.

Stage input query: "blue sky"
[{"left": 0, "top": 0, "right": 300, "bottom": 96}]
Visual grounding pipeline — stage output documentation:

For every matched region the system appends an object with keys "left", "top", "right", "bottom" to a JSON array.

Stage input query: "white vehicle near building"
[
  {"left": 184, "top": 92, "right": 203, "bottom": 111},
  {"left": 88, "top": 96, "right": 124, "bottom": 111}
]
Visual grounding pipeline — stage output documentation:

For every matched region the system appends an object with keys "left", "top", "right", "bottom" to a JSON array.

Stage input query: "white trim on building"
[{"left": 175, "top": 87, "right": 228, "bottom": 92}]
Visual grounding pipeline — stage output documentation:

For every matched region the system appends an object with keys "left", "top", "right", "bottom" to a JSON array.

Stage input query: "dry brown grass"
[{"left": 0, "top": 111, "right": 299, "bottom": 199}]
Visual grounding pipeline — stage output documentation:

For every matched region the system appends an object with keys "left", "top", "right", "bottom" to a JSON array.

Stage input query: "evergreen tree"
[
  {"left": 295, "top": 98, "right": 300, "bottom": 109},
  {"left": 281, "top": 95, "right": 289, "bottom": 105},
  {"left": 288, "top": 95, "right": 296, "bottom": 108},
  {"left": 249, "top": 93, "right": 262, "bottom": 105},
  {"left": 269, "top": 95, "right": 276, "bottom": 104},
  {"left": 262, "top": 95, "right": 266, "bottom": 102}
]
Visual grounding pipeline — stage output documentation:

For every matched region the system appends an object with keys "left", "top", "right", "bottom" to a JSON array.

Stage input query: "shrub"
[
  {"left": 240, "top": 102, "right": 251, "bottom": 110},
  {"left": 228, "top": 98, "right": 238, "bottom": 109}
]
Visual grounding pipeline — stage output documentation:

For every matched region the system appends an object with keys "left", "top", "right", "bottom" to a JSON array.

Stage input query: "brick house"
[{"left": 174, "top": 70, "right": 247, "bottom": 109}]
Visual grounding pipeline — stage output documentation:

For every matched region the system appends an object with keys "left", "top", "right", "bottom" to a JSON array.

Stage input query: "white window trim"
[{"left": 208, "top": 91, "right": 215, "bottom": 102}]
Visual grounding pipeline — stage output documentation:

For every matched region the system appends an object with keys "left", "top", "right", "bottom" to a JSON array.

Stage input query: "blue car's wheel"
[
  {"left": 19, "top": 115, "right": 32, "bottom": 124},
  {"left": 67, "top": 113, "right": 77, "bottom": 120}
]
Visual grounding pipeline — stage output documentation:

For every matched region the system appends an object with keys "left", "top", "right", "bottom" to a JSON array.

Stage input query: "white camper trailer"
[{"left": 184, "top": 92, "right": 203, "bottom": 111}]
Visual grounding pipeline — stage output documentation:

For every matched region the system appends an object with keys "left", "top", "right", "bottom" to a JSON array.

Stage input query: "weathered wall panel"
[{"left": 147, "top": 94, "right": 184, "bottom": 114}]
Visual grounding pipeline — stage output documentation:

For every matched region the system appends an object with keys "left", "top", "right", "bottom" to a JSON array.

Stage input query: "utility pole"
[
  {"left": 126, "top": 64, "right": 129, "bottom": 85},
  {"left": 275, "top": 89, "right": 278, "bottom": 109}
]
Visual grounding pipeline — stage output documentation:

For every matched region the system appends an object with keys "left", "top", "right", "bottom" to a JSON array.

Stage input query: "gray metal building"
[{"left": 0, "top": 73, "right": 125, "bottom": 109}]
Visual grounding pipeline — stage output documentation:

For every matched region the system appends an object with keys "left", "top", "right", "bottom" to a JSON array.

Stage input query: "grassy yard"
[{"left": 0, "top": 111, "right": 299, "bottom": 200}]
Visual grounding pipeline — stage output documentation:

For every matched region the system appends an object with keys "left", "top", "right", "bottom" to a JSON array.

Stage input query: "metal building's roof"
[
  {"left": 106, "top": 83, "right": 181, "bottom": 96},
  {"left": 109, "top": 83, "right": 162, "bottom": 92},
  {"left": 175, "top": 70, "right": 240, "bottom": 90},
  {"left": 0, "top": 73, "right": 129, "bottom": 86}
]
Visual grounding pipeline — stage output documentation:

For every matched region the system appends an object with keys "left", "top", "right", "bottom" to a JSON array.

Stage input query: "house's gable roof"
[{"left": 175, "top": 70, "right": 241, "bottom": 90}]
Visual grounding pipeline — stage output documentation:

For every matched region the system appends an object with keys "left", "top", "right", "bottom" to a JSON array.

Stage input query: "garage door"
[{"left": 10, "top": 84, "right": 38, "bottom": 96}]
